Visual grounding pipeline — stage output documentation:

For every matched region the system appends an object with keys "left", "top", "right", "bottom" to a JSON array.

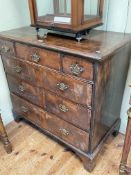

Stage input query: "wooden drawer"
[
  {"left": 3, "top": 56, "right": 92, "bottom": 107},
  {"left": 46, "top": 92, "right": 91, "bottom": 131},
  {"left": 2, "top": 56, "right": 44, "bottom": 87},
  {"left": 0, "top": 39, "right": 15, "bottom": 56},
  {"left": 11, "top": 94, "right": 89, "bottom": 152},
  {"left": 7, "top": 75, "right": 45, "bottom": 107},
  {"left": 15, "top": 43, "right": 61, "bottom": 71},
  {"left": 63, "top": 55, "right": 93, "bottom": 81},
  {"left": 44, "top": 69, "right": 92, "bottom": 107}
]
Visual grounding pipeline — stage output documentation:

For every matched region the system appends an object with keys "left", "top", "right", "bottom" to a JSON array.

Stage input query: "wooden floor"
[{"left": 0, "top": 120, "right": 131, "bottom": 175}]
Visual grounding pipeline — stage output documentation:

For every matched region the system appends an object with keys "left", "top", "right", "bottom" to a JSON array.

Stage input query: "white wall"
[
  {"left": 0, "top": 0, "right": 131, "bottom": 134},
  {"left": 0, "top": 0, "right": 30, "bottom": 124},
  {"left": 102, "top": 0, "right": 131, "bottom": 134}
]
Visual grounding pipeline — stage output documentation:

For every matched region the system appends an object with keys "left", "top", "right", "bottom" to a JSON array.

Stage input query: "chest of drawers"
[{"left": 0, "top": 27, "right": 131, "bottom": 172}]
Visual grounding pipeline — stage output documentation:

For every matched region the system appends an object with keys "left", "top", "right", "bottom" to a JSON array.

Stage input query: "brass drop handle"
[
  {"left": 18, "top": 85, "right": 25, "bottom": 92},
  {"left": 70, "top": 64, "right": 84, "bottom": 76},
  {"left": 1, "top": 45, "right": 10, "bottom": 53},
  {"left": 59, "top": 128, "right": 69, "bottom": 136},
  {"left": 31, "top": 53, "right": 40, "bottom": 63},
  {"left": 57, "top": 83, "right": 68, "bottom": 91},
  {"left": 13, "top": 66, "right": 22, "bottom": 73},
  {"left": 59, "top": 104, "right": 69, "bottom": 113},
  {"left": 21, "top": 106, "right": 28, "bottom": 113}
]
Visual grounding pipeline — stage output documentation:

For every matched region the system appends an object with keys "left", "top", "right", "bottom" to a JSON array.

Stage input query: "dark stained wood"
[
  {"left": 15, "top": 42, "right": 61, "bottom": 71},
  {"left": 7, "top": 74, "right": 45, "bottom": 107},
  {"left": 62, "top": 54, "right": 93, "bottom": 80},
  {"left": 45, "top": 92, "right": 91, "bottom": 131},
  {"left": 0, "top": 115, "right": 12, "bottom": 154},
  {"left": 44, "top": 68, "right": 92, "bottom": 107},
  {"left": 77, "top": 153, "right": 96, "bottom": 173},
  {"left": 119, "top": 83, "right": 131, "bottom": 175},
  {"left": 11, "top": 93, "right": 89, "bottom": 152},
  {"left": 0, "top": 27, "right": 131, "bottom": 172}
]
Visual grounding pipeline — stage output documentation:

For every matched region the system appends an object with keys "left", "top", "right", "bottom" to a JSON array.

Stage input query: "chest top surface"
[{"left": 0, "top": 27, "right": 131, "bottom": 61}]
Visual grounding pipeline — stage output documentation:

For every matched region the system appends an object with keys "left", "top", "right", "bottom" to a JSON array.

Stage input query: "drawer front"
[
  {"left": 11, "top": 94, "right": 89, "bottom": 152},
  {"left": 0, "top": 39, "right": 15, "bottom": 56},
  {"left": 63, "top": 55, "right": 93, "bottom": 81},
  {"left": 7, "top": 75, "right": 45, "bottom": 107},
  {"left": 2, "top": 56, "right": 44, "bottom": 87},
  {"left": 46, "top": 92, "right": 91, "bottom": 131},
  {"left": 44, "top": 69, "right": 92, "bottom": 106},
  {"left": 15, "top": 43, "right": 61, "bottom": 71}
]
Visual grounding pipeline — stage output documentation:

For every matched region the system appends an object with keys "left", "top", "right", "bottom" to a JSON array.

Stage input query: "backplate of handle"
[
  {"left": 70, "top": 63, "right": 84, "bottom": 76},
  {"left": 31, "top": 53, "right": 40, "bottom": 63},
  {"left": 1, "top": 45, "right": 10, "bottom": 53},
  {"left": 21, "top": 106, "right": 28, "bottom": 113},
  {"left": 13, "top": 66, "right": 22, "bottom": 73},
  {"left": 59, "top": 104, "right": 69, "bottom": 113},
  {"left": 59, "top": 128, "right": 69, "bottom": 136},
  {"left": 57, "top": 82, "right": 68, "bottom": 91},
  {"left": 18, "top": 85, "right": 25, "bottom": 92}
]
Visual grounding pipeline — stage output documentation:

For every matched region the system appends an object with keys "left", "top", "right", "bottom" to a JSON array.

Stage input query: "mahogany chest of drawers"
[{"left": 0, "top": 27, "right": 131, "bottom": 172}]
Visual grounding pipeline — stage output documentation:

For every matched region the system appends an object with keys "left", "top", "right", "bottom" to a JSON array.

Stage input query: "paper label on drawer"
[{"left": 54, "top": 17, "right": 71, "bottom": 24}]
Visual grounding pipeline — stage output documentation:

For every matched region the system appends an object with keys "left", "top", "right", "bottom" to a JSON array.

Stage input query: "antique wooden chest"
[{"left": 0, "top": 27, "right": 131, "bottom": 172}]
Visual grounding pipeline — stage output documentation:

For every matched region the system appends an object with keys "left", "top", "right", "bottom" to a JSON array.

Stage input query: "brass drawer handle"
[
  {"left": 57, "top": 83, "right": 68, "bottom": 91},
  {"left": 18, "top": 85, "right": 25, "bottom": 92},
  {"left": 59, "top": 104, "right": 69, "bottom": 113},
  {"left": 31, "top": 53, "right": 40, "bottom": 63},
  {"left": 70, "top": 64, "right": 84, "bottom": 76},
  {"left": 59, "top": 128, "right": 69, "bottom": 136},
  {"left": 21, "top": 106, "right": 28, "bottom": 113},
  {"left": 1, "top": 45, "right": 10, "bottom": 53},
  {"left": 13, "top": 66, "right": 22, "bottom": 73}
]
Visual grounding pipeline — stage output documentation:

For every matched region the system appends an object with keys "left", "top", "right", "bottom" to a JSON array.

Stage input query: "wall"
[
  {"left": 102, "top": 0, "right": 131, "bottom": 134},
  {"left": 0, "top": 0, "right": 30, "bottom": 124},
  {"left": 0, "top": 0, "right": 131, "bottom": 133}
]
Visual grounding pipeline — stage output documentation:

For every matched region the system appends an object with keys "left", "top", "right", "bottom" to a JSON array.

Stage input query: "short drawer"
[
  {"left": 7, "top": 75, "right": 45, "bottom": 107},
  {"left": 2, "top": 56, "right": 44, "bottom": 87},
  {"left": 63, "top": 55, "right": 93, "bottom": 81},
  {"left": 46, "top": 92, "right": 91, "bottom": 131},
  {"left": 0, "top": 39, "right": 15, "bottom": 56},
  {"left": 44, "top": 69, "right": 92, "bottom": 107},
  {"left": 15, "top": 43, "right": 61, "bottom": 71},
  {"left": 11, "top": 94, "right": 89, "bottom": 152}
]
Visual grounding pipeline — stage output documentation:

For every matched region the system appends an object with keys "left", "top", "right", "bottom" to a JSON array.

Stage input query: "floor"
[{"left": 0, "top": 120, "right": 131, "bottom": 175}]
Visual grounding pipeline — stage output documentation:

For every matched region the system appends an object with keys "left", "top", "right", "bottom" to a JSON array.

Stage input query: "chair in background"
[
  {"left": 119, "top": 83, "right": 131, "bottom": 175},
  {"left": 0, "top": 113, "right": 12, "bottom": 153}
]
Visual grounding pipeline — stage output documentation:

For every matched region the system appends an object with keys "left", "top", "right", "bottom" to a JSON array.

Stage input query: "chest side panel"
[{"left": 90, "top": 44, "right": 131, "bottom": 151}]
